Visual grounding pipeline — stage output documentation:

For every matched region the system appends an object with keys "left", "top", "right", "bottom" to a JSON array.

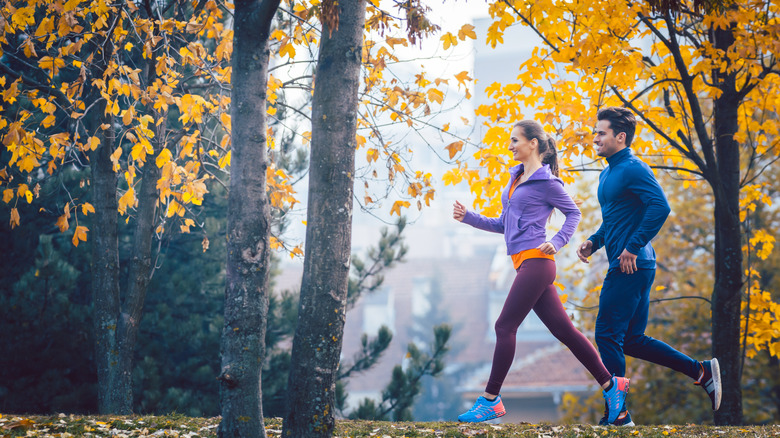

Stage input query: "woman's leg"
[
  {"left": 485, "top": 258, "right": 556, "bottom": 395},
  {"left": 533, "top": 276, "right": 612, "bottom": 386}
]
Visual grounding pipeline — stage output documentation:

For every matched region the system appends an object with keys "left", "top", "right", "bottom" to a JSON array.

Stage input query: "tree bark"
[
  {"left": 283, "top": 1, "right": 367, "bottom": 437},
  {"left": 218, "top": 0, "right": 279, "bottom": 437},
  {"left": 710, "top": 23, "right": 744, "bottom": 426},
  {"left": 88, "top": 97, "right": 127, "bottom": 414},
  {"left": 83, "top": 21, "right": 133, "bottom": 412},
  {"left": 116, "top": 109, "right": 164, "bottom": 413}
]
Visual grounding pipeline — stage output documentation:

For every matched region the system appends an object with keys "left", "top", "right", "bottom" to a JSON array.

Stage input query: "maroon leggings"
[{"left": 485, "top": 258, "right": 612, "bottom": 395}]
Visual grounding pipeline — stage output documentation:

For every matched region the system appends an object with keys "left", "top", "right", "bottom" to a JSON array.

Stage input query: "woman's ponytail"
[{"left": 541, "top": 137, "right": 559, "bottom": 178}]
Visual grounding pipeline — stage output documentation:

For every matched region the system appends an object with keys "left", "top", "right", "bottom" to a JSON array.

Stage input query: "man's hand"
[
  {"left": 577, "top": 240, "right": 593, "bottom": 263},
  {"left": 453, "top": 200, "right": 466, "bottom": 222},
  {"left": 618, "top": 249, "right": 638, "bottom": 274},
  {"left": 537, "top": 241, "right": 557, "bottom": 255}
]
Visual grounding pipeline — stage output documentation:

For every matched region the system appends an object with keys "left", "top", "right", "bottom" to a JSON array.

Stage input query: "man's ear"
[{"left": 617, "top": 132, "right": 626, "bottom": 144}]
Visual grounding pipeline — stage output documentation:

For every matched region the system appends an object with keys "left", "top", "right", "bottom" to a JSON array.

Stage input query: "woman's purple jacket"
[{"left": 461, "top": 163, "right": 581, "bottom": 255}]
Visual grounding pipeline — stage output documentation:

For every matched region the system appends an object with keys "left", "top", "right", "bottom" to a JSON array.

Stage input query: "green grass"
[{"left": 1, "top": 414, "right": 778, "bottom": 437}]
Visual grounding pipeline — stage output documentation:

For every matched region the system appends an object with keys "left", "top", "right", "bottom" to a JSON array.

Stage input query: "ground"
[{"left": 1, "top": 414, "right": 778, "bottom": 437}]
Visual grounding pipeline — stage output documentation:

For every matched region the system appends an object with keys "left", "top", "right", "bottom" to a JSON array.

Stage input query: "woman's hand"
[
  {"left": 453, "top": 200, "right": 467, "bottom": 222},
  {"left": 537, "top": 241, "right": 557, "bottom": 255}
]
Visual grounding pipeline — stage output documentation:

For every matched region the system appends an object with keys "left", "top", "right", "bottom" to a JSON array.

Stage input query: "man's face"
[{"left": 594, "top": 120, "right": 625, "bottom": 158}]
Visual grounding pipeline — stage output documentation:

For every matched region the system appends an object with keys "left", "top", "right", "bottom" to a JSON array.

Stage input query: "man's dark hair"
[{"left": 597, "top": 107, "right": 637, "bottom": 147}]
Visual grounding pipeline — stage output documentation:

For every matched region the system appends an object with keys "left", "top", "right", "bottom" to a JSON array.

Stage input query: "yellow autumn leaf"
[
  {"left": 71, "top": 225, "right": 88, "bottom": 247},
  {"left": 454, "top": 71, "right": 472, "bottom": 88},
  {"left": 180, "top": 218, "right": 195, "bottom": 233},
  {"left": 385, "top": 37, "right": 407, "bottom": 48},
  {"left": 218, "top": 151, "right": 231, "bottom": 169},
  {"left": 38, "top": 56, "right": 65, "bottom": 77},
  {"left": 444, "top": 140, "right": 464, "bottom": 159},
  {"left": 118, "top": 187, "right": 136, "bottom": 215},
  {"left": 3, "top": 189, "right": 14, "bottom": 203},
  {"left": 41, "top": 115, "right": 56, "bottom": 128},
  {"left": 390, "top": 200, "right": 410, "bottom": 216},
  {"left": 10, "top": 207, "right": 20, "bottom": 228},
  {"left": 440, "top": 32, "right": 457, "bottom": 50},
  {"left": 81, "top": 202, "right": 95, "bottom": 215},
  {"left": 110, "top": 147, "right": 122, "bottom": 171},
  {"left": 279, "top": 42, "right": 296, "bottom": 59},
  {"left": 166, "top": 199, "right": 185, "bottom": 217},
  {"left": 458, "top": 24, "right": 477, "bottom": 40},
  {"left": 427, "top": 88, "right": 444, "bottom": 104},
  {"left": 155, "top": 148, "right": 172, "bottom": 168},
  {"left": 122, "top": 108, "right": 134, "bottom": 125},
  {"left": 290, "top": 246, "right": 304, "bottom": 258},
  {"left": 442, "top": 169, "right": 461, "bottom": 186}
]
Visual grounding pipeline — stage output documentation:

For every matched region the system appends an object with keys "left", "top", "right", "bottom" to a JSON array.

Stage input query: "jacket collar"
[
  {"left": 606, "top": 147, "right": 632, "bottom": 166},
  {"left": 509, "top": 163, "right": 557, "bottom": 182}
]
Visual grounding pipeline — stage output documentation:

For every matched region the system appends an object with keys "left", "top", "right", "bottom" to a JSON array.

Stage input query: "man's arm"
[
  {"left": 624, "top": 162, "right": 671, "bottom": 254},
  {"left": 588, "top": 222, "right": 606, "bottom": 252}
]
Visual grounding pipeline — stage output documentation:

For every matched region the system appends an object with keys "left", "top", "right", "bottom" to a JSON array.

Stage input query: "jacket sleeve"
[
  {"left": 547, "top": 181, "right": 581, "bottom": 251},
  {"left": 624, "top": 162, "right": 671, "bottom": 255},
  {"left": 462, "top": 208, "right": 505, "bottom": 234},
  {"left": 588, "top": 223, "right": 606, "bottom": 252}
]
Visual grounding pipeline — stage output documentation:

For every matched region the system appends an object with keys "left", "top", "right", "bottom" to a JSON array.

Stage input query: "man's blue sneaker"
[
  {"left": 602, "top": 376, "right": 630, "bottom": 424},
  {"left": 457, "top": 395, "right": 506, "bottom": 423},
  {"left": 695, "top": 358, "right": 722, "bottom": 411},
  {"left": 599, "top": 399, "right": 635, "bottom": 426}
]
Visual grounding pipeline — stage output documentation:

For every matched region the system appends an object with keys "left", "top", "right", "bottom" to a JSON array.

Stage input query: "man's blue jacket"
[{"left": 588, "top": 148, "right": 671, "bottom": 271}]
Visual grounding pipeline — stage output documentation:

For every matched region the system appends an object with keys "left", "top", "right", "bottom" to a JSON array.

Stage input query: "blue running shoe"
[
  {"left": 458, "top": 395, "right": 506, "bottom": 423},
  {"left": 611, "top": 410, "right": 635, "bottom": 426},
  {"left": 695, "top": 358, "right": 722, "bottom": 411},
  {"left": 603, "top": 376, "right": 630, "bottom": 424},
  {"left": 599, "top": 400, "right": 635, "bottom": 426}
]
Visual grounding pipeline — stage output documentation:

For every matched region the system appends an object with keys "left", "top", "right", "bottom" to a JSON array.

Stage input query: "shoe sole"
[
  {"left": 458, "top": 410, "right": 506, "bottom": 423},
  {"left": 711, "top": 358, "right": 722, "bottom": 411}
]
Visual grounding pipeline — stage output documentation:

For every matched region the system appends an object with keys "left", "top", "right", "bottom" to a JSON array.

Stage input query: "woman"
[{"left": 453, "top": 120, "right": 630, "bottom": 425}]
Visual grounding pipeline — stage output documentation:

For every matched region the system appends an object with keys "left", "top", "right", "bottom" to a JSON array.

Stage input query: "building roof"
[{"left": 461, "top": 343, "right": 598, "bottom": 398}]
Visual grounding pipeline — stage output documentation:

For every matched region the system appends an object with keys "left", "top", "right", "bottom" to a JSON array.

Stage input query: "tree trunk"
[
  {"left": 283, "top": 2, "right": 367, "bottom": 437},
  {"left": 116, "top": 106, "right": 164, "bottom": 411},
  {"left": 83, "top": 22, "right": 132, "bottom": 412},
  {"left": 88, "top": 99, "right": 127, "bottom": 414},
  {"left": 218, "top": 0, "right": 279, "bottom": 437},
  {"left": 710, "top": 23, "right": 744, "bottom": 426}
]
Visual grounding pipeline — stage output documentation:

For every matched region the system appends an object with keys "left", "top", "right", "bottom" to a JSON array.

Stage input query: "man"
[{"left": 576, "top": 107, "right": 722, "bottom": 425}]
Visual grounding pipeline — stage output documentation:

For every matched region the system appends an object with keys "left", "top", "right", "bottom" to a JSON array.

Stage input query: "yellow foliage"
[
  {"left": 10, "top": 207, "right": 20, "bottom": 228},
  {"left": 440, "top": 32, "right": 458, "bottom": 50},
  {"left": 444, "top": 140, "right": 464, "bottom": 160},
  {"left": 71, "top": 225, "right": 88, "bottom": 247},
  {"left": 118, "top": 187, "right": 137, "bottom": 216},
  {"left": 390, "top": 200, "right": 410, "bottom": 216}
]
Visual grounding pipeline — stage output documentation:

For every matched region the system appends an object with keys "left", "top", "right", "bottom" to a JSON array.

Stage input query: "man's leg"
[
  {"left": 622, "top": 269, "right": 700, "bottom": 379},
  {"left": 595, "top": 269, "right": 653, "bottom": 377}
]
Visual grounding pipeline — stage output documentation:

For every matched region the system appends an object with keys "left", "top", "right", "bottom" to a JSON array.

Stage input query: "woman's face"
[{"left": 508, "top": 126, "right": 537, "bottom": 162}]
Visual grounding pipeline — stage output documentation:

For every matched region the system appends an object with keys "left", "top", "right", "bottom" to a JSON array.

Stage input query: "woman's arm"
[
  {"left": 546, "top": 181, "right": 581, "bottom": 251},
  {"left": 453, "top": 200, "right": 505, "bottom": 234}
]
